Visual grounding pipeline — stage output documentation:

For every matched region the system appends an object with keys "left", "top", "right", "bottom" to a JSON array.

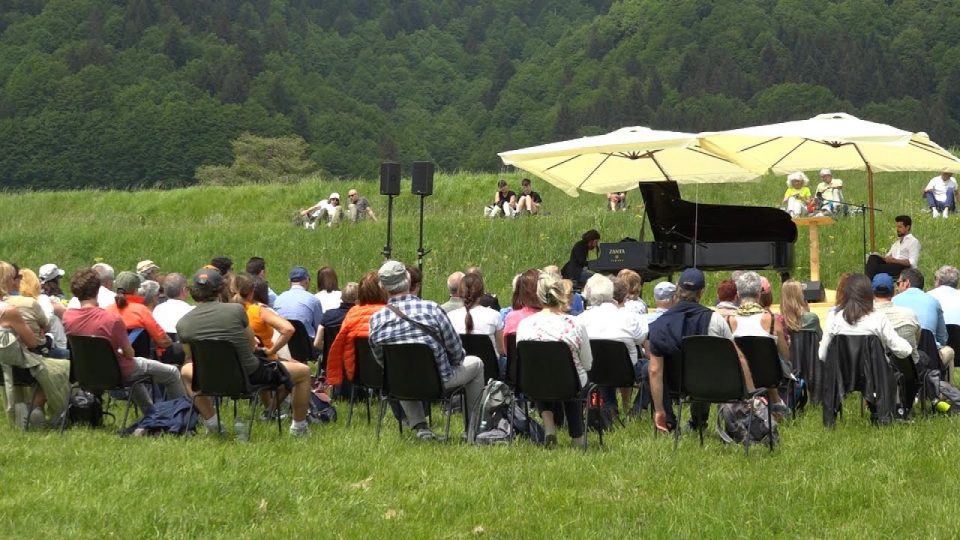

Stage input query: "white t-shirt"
[
  {"left": 38, "top": 294, "right": 67, "bottom": 348},
  {"left": 153, "top": 298, "right": 195, "bottom": 334},
  {"left": 447, "top": 305, "right": 504, "bottom": 352},
  {"left": 925, "top": 175, "right": 957, "bottom": 203},
  {"left": 315, "top": 290, "right": 342, "bottom": 313},
  {"left": 886, "top": 233, "right": 920, "bottom": 268},
  {"left": 577, "top": 303, "right": 647, "bottom": 365},
  {"left": 67, "top": 286, "right": 116, "bottom": 309}
]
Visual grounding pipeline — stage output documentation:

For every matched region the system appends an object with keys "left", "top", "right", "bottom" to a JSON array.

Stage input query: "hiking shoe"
[
  {"left": 289, "top": 423, "right": 310, "bottom": 437},
  {"left": 543, "top": 433, "right": 558, "bottom": 448},
  {"left": 415, "top": 427, "right": 438, "bottom": 441},
  {"left": 28, "top": 408, "right": 46, "bottom": 429},
  {"left": 770, "top": 401, "right": 790, "bottom": 416}
]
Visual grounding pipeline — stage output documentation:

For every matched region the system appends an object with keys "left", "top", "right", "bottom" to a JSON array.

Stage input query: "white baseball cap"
[
  {"left": 820, "top": 169, "right": 832, "bottom": 177},
  {"left": 329, "top": 192, "right": 340, "bottom": 200},
  {"left": 38, "top": 263, "right": 65, "bottom": 283}
]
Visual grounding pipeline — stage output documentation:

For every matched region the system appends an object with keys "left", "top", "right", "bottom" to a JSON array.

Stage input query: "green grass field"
[{"left": 2, "top": 170, "right": 960, "bottom": 538}]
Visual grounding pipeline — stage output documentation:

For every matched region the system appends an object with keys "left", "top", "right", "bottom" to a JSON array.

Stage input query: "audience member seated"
[
  {"left": 314, "top": 266, "right": 342, "bottom": 312},
  {"left": 714, "top": 278, "right": 738, "bottom": 317},
  {"left": 138, "top": 280, "right": 161, "bottom": 310},
  {"left": 447, "top": 273, "right": 505, "bottom": 358},
  {"left": 865, "top": 215, "right": 919, "bottom": 279},
  {"left": 368, "top": 260, "right": 484, "bottom": 440},
  {"left": 516, "top": 271, "right": 593, "bottom": 448},
  {"left": 347, "top": 188, "right": 378, "bottom": 222},
  {"left": 153, "top": 273, "right": 194, "bottom": 335},
  {"left": 35, "top": 265, "right": 69, "bottom": 356},
  {"left": 6, "top": 267, "right": 52, "bottom": 349},
  {"left": 315, "top": 282, "right": 357, "bottom": 350},
  {"left": 407, "top": 265, "right": 423, "bottom": 298},
  {"left": 646, "top": 282, "right": 676, "bottom": 325},
  {"left": 64, "top": 268, "right": 185, "bottom": 413},
  {"left": 578, "top": 274, "right": 647, "bottom": 415},
  {"left": 0, "top": 261, "right": 70, "bottom": 427},
  {"left": 465, "top": 266, "right": 501, "bottom": 311},
  {"left": 440, "top": 271, "right": 465, "bottom": 313},
  {"left": 514, "top": 178, "right": 542, "bottom": 216},
  {"left": 136, "top": 260, "right": 160, "bottom": 283},
  {"left": 891, "top": 268, "right": 954, "bottom": 377},
  {"left": 923, "top": 168, "right": 956, "bottom": 218},
  {"left": 245, "top": 256, "right": 278, "bottom": 306},
  {"left": 872, "top": 273, "right": 920, "bottom": 365},
  {"left": 560, "top": 278, "right": 584, "bottom": 315},
  {"left": 274, "top": 266, "right": 324, "bottom": 342},
  {"left": 300, "top": 192, "right": 344, "bottom": 229},
  {"left": 503, "top": 269, "right": 542, "bottom": 351},
  {"left": 928, "top": 265, "right": 960, "bottom": 325},
  {"left": 617, "top": 269, "right": 648, "bottom": 315},
  {"left": 67, "top": 262, "right": 116, "bottom": 308},
  {"left": 779, "top": 280, "right": 822, "bottom": 341},
  {"left": 236, "top": 273, "right": 294, "bottom": 360},
  {"left": 484, "top": 179, "right": 517, "bottom": 218},
  {"left": 814, "top": 169, "right": 846, "bottom": 216},
  {"left": 106, "top": 271, "right": 182, "bottom": 365},
  {"left": 648, "top": 268, "right": 755, "bottom": 432},
  {"left": 782, "top": 171, "right": 813, "bottom": 217},
  {"left": 177, "top": 267, "right": 311, "bottom": 436},
  {"left": 726, "top": 271, "right": 789, "bottom": 414},
  {"left": 325, "top": 271, "right": 388, "bottom": 388}
]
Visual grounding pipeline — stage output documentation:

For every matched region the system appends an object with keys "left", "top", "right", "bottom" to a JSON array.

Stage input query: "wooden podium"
[{"left": 792, "top": 216, "right": 835, "bottom": 282}]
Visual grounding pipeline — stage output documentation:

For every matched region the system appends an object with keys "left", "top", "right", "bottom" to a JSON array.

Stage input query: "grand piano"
[{"left": 589, "top": 181, "right": 797, "bottom": 280}]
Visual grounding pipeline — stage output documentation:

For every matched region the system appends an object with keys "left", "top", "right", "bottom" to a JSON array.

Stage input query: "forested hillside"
[{"left": 1, "top": 0, "right": 959, "bottom": 189}]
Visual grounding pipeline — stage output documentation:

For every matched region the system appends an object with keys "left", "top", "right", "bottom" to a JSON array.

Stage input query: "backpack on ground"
[
  {"left": 716, "top": 398, "right": 779, "bottom": 447},
  {"left": 467, "top": 380, "right": 514, "bottom": 444},
  {"left": 307, "top": 377, "right": 337, "bottom": 424},
  {"left": 586, "top": 385, "right": 616, "bottom": 440},
  {"left": 68, "top": 388, "right": 111, "bottom": 428},
  {"left": 508, "top": 403, "right": 545, "bottom": 443}
]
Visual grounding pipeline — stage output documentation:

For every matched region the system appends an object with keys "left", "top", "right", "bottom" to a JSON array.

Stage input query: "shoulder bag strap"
[{"left": 386, "top": 304, "right": 445, "bottom": 345}]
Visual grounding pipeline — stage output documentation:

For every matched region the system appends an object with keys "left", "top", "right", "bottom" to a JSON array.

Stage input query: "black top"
[
  {"left": 495, "top": 190, "right": 516, "bottom": 206},
  {"left": 477, "top": 293, "right": 501, "bottom": 312},
  {"left": 561, "top": 239, "right": 591, "bottom": 280},
  {"left": 522, "top": 191, "right": 542, "bottom": 203},
  {"left": 320, "top": 302, "right": 355, "bottom": 327}
]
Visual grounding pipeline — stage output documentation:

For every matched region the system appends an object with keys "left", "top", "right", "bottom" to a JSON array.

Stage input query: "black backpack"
[
  {"left": 716, "top": 398, "right": 779, "bottom": 447},
  {"left": 586, "top": 385, "right": 616, "bottom": 435},
  {"left": 68, "top": 389, "right": 109, "bottom": 427}
]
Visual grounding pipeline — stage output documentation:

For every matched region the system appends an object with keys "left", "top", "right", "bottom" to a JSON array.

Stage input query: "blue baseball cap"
[
  {"left": 678, "top": 268, "right": 705, "bottom": 291},
  {"left": 289, "top": 266, "right": 310, "bottom": 282},
  {"left": 872, "top": 273, "right": 894, "bottom": 294}
]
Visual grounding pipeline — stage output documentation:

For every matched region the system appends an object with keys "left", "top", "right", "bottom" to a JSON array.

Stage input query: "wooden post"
[
  {"left": 867, "top": 164, "right": 876, "bottom": 252},
  {"left": 793, "top": 216, "right": 835, "bottom": 282}
]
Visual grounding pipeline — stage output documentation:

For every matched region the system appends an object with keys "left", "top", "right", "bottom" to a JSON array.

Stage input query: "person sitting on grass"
[
  {"left": 514, "top": 178, "right": 542, "bottom": 216},
  {"left": 607, "top": 192, "right": 627, "bottom": 211},
  {"left": 314, "top": 282, "right": 357, "bottom": 350},
  {"left": 368, "top": 260, "right": 484, "bottom": 440},
  {"left": 781, "top": 171, "right": 813, "bottom": 217},
  {"left": 177, "top": 267, "right": 312, "bottom": 437},
  {"left": 516, "top": 271, "right": 593, "bottom": 448},
  {"left": 325, "top": 271, "right": 388, "bottom": 393},
  {"left": 106, "top": 271, "right": 182, "bottom": 365},
  {"left": 483, "top": 179, "right": 517, "bottom": 218},
  {"left": 235, "top": 273, "right": 294, "bottom": 361},
  {"left": 0, "top": 261, "right": 70, "bottom": 428},
  {"left": 447, "top": 273, "right": 505, "bottom": 359},
  {"left": 300, "top": 192, "right": 345, "bottom": 229},
  {"left": 923, "top": 168, "right": 956, "bottom": 218},
  {"left": 347, "top": 188, "right": 378, "bottom": 222},
  {"left": 64, "top": 267, "right": 186, "bottom": 415}
]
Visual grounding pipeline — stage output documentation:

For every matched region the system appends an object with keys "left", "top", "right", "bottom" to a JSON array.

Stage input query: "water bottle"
[{"left": 234, "top": 416, "right": 250, "bottom": 442}]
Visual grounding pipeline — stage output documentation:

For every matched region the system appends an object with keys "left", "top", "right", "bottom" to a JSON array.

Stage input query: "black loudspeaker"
[
  {"left": 380, "top": 162, "right": 401, "bottom": 196},
  {"left": 801, "top": 281, "right": 826, "bottom": 303},
  {"left": 411, "top": 161, "right": 434, "bottom": 196}
]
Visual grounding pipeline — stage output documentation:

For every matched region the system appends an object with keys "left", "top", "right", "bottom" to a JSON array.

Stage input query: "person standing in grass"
[
  {"left": 64, "top": 267, "right": 186, "bottom": 415},
  {"left": 516, "top": 271, "right": 593, "bottom": 448},
  {"left": 177, "top": 267, "right": 312, "bottom": 437},
  {"left": 368, "top": 260, "right": 484, "bottom": 440}
]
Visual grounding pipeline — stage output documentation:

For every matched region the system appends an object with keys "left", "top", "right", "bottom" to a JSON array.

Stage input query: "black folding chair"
[
  {"left": 320, "top": 324, "right": 341, "bottom": 372},
  {"left": 183, "top": 339, "right": 283, "bottom": 440},
  {"left": 919, "top": 329, "right": 947, "bottom": 383},
  {"left": 129, "top": 328, "right": 153, "bottom": 359},
  {"left": 347, "top": 338, "right": 382, "bottom": 426},
  {"left": 947, "top": 324, "right": 960, "bottom": 368},
  {"left": 504, "top": 334, "right": 519, "bottom": 390},
  {"left": 678, "top": 335, "right": 773, "bottom": 453},
  {"left": 588, "top": 339, "right": 636, "bottom": 440},
  {"left": 789, "top": 330, "right": 821, "bottom": 405},
  {"left": 459, "top": 333, "right": 501, "bottom": 383},
  {"left": 0, "top": 366, "right": 41, "bottom": 430},
  {"left": 734, "top": 336, "right": 793, "bottom": 416},
  {"left": 287, "top": 319, "right": 317, "bottom": 363},
  {"left": 516, "top": 340, "right": 589, "bottom": 451},
  {"left": 62, "top": 335, "right": 151, "bottom": 433},
  {"left": 375, "top": 343, "right": 467, "bottom": 442},
  {"left": 891, "top": 352, "right": 927, "bottom": 418}
]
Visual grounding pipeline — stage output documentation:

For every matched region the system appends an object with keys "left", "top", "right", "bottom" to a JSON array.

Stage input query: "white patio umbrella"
[
  {"left": 701, "top": 112, "right": 960, "bottom": 250},
  {"left": 498, "top": 126, "right": 762, "bottom": 197}
]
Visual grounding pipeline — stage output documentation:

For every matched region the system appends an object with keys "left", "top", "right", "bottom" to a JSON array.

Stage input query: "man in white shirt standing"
[
  {"left": 923, "top": 168, "right": 956, "bottom": 218},
  {"left": 928, "top": 265, "right": 960, "bottom": 326},
  {"left": 865, "top": 215, "right": 920, "bottom": 280},
  {"left": 152, "top": 273, "right": 194, "bottom": 335}
]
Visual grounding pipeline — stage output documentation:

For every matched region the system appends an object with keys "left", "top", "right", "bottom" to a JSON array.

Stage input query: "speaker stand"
[
  {"left": 416, "top": 194, "right": 431, "bottom": 272},
  {"left": 382, "top": 194, "right": 396, "bottom": 260}
]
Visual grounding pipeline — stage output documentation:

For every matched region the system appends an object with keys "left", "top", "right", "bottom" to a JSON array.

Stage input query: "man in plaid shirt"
[{"left": 369, "top": 260, "right": 484, "bottom": 440}]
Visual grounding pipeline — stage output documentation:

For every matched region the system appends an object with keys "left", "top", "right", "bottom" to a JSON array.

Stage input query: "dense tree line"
[{"left": 0, "top": 0, "right": 958, "bottom": 189}]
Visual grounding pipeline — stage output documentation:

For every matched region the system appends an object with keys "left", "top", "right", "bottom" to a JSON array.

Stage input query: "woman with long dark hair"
[
  {"left": 818, "top": 273, "right": 911, "bottom": 361},
  {"left": 561, "top": 229, "right": 601, "bottom": 288},
  {"left": 447, "top": 273, "right": 504, "bottom": 356}
]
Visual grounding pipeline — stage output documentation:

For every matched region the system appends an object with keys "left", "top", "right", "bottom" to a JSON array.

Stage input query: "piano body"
[{"left": 589, "top": 181, "right": 797, "bottom": 280}]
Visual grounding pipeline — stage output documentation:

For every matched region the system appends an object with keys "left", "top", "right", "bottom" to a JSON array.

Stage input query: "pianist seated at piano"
[
  {"left": 560, "top": 230, "right": 601, "bottom": 288},
  {"left": 781, "top": 171, "right": 814, "bottom": 217}
]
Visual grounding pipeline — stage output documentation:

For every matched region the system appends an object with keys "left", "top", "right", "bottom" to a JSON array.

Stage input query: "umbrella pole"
[{"left": 867, "top": 164, "right": 876, "bottom": 252}]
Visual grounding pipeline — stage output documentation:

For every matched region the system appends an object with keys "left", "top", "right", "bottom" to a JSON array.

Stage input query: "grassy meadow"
[{"left": 2, "top": 170, "right": 960, "bottom": 538}]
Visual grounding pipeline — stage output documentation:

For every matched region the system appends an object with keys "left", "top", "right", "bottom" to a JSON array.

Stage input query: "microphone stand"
[{"left": 819, "top": 197, "right": 882, "bottom": 273}]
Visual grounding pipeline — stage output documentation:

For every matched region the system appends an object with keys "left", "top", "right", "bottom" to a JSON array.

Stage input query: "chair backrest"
[
  {"left": 516, "top": 340, "right": 581, "bottom": 401},
  {"left": 947, "top": 324, "right": 960, "bottom": 359},
  {"left": 185, "top": 339, "right": 251, "bottom": 397},
  {"left": 286, "top": 319, "right": 314, "bottom": 363},
  {"left": 789, "top": 330, "right": 820, "bottom": 378},
  {"left": 321, "top": 324, "right": 341, "bottom": 366},
  {"left": 588, "top": 339, "right": 636, "bottom": 387},
  {"left": 352, "top": 337, "right": 382, "bottom": 389},
  {"left": 459, "top": 333, "right": 500, "bottom": 382},
  {"left": 734, "top": 336, "right": 782, "bottom": 389},
  {"left": 381, "top": 343, "right": 444, "bottom": 400},
  {"left": 166, "top": 332, "right": 180, "bottom": 343},
  {"left": 918, "top": 328, "right": 940, "bottom": 362},
  {"left": 129, "top": 327, "right": 152, "bottom": 359},
  {"left": 831, "top": 334, "right": 886, "bottom": 393},
  {"left": 505, "top": 333, "right": 519, "bottom": 388},
  {"left": 680, "top": 335, "right": 747, "bottom": 402},
  {"left": 67, "top": 335, "right": 124, "bottom": 391}
]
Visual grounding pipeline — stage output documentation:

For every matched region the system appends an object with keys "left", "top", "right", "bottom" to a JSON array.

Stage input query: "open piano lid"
[{"left": 639, "top": 181, "right": 798, "bottom": 244}]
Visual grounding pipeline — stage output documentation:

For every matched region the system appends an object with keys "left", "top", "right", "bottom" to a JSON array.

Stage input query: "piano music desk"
[{"left": 792, "top": 216, "right": 835, "bottom": 282}]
